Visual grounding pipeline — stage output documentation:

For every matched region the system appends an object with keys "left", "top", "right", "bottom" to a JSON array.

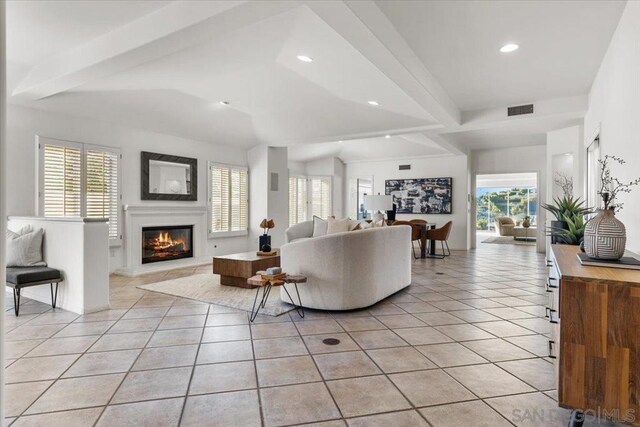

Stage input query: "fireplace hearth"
[{"left": 142, "top": 225, "right": 193, "bottom": 264}]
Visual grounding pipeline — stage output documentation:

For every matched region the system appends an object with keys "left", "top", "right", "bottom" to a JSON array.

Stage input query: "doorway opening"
[{"left": 475, "top": 173, "right": 538, "bottom": 248}]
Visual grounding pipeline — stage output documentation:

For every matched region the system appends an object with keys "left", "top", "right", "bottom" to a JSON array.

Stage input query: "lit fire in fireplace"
[
  {"left": 142, "top": 225, "right": 193, "bottom": 264},
  {"left": 152, "top": 231, "right": 186, "bottom": 252}
]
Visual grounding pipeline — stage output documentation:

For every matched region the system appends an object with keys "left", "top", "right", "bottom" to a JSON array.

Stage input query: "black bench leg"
[
  {"left": 13, "top": 287, "right": 21, "bottom": 316},
  {"left": 50, "top": 282, "right": 59, "bottom": 309}
]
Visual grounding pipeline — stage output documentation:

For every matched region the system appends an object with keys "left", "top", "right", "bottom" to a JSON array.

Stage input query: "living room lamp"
[{"left": 364, "top": 194, "right": 393, "bottom": 223}]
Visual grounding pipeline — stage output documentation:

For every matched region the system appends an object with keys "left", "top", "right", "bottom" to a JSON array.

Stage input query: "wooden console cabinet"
[{"left": 548, "top": 245, "right": 640, "bottom": 426}]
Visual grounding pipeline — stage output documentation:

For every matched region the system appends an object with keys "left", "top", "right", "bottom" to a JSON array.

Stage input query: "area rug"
[
  {"left": 482, "top": 236, "right": 536, "bottom": 246},
  {"left": 137, "top": 274, "right": 294, "bottom": 316}
]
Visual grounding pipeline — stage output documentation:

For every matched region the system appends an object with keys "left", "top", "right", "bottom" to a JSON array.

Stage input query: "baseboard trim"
[{"left": 114, "top": 256, "right": 210, "bottom": 277}]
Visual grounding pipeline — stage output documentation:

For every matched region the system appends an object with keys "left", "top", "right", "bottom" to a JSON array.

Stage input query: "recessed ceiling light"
[
  {"left": 297, "top": 55, "right": 313, "bottom": 63},
  {"left": 338, "top": 140, "right": 344, "bottom": 143},
  {"left": 500, "top": 43, "right": 519, "bottom": 53},
  {"left": 368, "top": 101, "right": 380, "bottom": 106},
  {"left": 385, "top": 134, "right": 391, "bottom": 139},
  {"left": 219, "top": 101, "right": 230, "bottom": 106}
]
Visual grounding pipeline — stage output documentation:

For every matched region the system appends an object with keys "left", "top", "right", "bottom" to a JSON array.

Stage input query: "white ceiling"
[
  {"left": 377, "top": 0, "right": 626, "bottom": 111},
  {"left": 6, "top": 0, "right": 627, "bottom": 162}
]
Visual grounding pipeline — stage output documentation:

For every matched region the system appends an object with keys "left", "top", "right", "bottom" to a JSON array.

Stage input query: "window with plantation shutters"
[
  {"left": 42, "top": 143, "right": 82, "bottom": 217},
  {"left": 38, "top": 137, "right": 121, "bottom": 243},
  {"left": 86, "top": 148, "right": 120, "bottom": 240},
  {"left": 310, "top": 177, "right": 331, "bottom": 219},
  {"left": 288, "top": 176, "right": 308, "bottom": 226},
  {"left": 209, "top": 162, "right": 248, "bottom": 235}
]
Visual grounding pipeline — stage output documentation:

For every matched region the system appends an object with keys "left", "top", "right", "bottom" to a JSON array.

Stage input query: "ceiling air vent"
[
  {"left": 399, "top": 164, "right": 411, "bottom": 171},
  {"left": 507, "top": 104, "right": 534, "bottom": 116}
]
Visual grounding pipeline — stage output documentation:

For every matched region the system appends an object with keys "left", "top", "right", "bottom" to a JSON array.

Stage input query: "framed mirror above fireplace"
[{"left": 141, "top": 151, "right": 197, "bottom": 201}]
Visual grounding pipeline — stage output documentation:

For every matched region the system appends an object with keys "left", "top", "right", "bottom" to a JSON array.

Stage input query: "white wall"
[
  {"left": 6, "top": 105, "right": 251, "bottom": 271},
  {"left": 345, "top": 155, "right": 470, "bottom": 250},
  {"left": 546, "top": 125, "right": 584, "bottom": 200},
  {"left": 248, "top": 146, "right": 288, "bottom": 249},
  {"left": 470, "top": 145, "right": 547, "bottom": 252},
  {"left": 584, "top": 1, "right": 640, "bottom": 253}
]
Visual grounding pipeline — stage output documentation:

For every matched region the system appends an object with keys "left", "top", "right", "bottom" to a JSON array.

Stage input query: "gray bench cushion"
[{"left": 6, "top": 267, "right": 62, "bottom": 286}]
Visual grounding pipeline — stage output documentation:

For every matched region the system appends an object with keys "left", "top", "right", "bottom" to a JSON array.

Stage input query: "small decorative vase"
[
  {"left": 584, "top": 209, "right": 626, "bottom": 260},
  {"left": 261, "top": 244, "right": 272, "bottom": 253},
  {"left": 522, "top": 218, "right": 531, "bottom": 228},
  {"left": 259, "top": 234, "right": 271, "bottom": 252}
]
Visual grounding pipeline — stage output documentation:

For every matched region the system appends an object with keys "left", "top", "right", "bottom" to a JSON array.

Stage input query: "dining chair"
[
  {"left": 425, "top": 221, "right": 452, "bottom": 259},
  {"left": 392, "top": 220, "right": 422, "bottom": 259}
]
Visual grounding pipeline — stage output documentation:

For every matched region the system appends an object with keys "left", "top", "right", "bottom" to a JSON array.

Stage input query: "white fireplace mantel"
[{"left": 116, "top": 204, "right": 209, "bottom": 276}]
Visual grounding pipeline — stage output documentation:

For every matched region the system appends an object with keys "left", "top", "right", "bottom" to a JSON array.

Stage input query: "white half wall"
[
  {"left": 470, "top": 146, "right": 547, "bottom": 252},
  {"left": 584, "top": 1, "right": 640, "bottom": 253},
  {"left": 344, "top": 155, "right": 470, "bottom": 250},
  {"left": 6, "top": 105, "right": 251, "bottom": 271}
]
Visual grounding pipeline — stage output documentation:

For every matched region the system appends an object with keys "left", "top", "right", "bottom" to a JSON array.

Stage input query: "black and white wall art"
[{"left": 385, "top": 177, "right": 453, "bottom": 214}]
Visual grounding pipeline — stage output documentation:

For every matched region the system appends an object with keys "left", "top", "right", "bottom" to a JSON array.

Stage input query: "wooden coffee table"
[{"left": 212, "top": 251, "right": 280, "bottom": 288}]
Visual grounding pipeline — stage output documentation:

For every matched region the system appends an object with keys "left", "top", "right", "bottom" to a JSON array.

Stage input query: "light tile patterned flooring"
[{"left": 3, "top": 244, "right": 623, "bottom": 426}]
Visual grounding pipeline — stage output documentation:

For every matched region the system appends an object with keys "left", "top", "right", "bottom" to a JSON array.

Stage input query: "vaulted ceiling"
[{"left": 7, "top": 0, "right": 626, "bottom": 162}]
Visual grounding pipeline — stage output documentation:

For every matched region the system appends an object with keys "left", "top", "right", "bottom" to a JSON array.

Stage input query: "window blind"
[
  {"left": 289, "top": 176, "right": 308, "bottom": 226},
  {"left": 209, "top": 163, "right": 247, "bottom": 234},
  {"left": 43, "top": 143, "right": 82, "bottom": 217},
  {"left": 40, "top": 139, "right": 121, "bottom": 242},
  {"left": 310, "top": 177, "right": 331, "bottom": 219},
  {"left": 86, "top": 148, "right": 119, "bottom": 239}
]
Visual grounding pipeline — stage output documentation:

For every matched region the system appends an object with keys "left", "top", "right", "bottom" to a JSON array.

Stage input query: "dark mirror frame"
[{"left": 141, "top": 151, "right": 198, "bottom": 201}]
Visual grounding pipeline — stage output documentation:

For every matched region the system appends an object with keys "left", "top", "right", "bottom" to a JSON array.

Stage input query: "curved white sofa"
[{"left": 280, "top": 224, "right": 412, "bottom": 310}]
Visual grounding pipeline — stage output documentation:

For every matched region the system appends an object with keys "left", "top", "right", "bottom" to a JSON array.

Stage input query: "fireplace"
[{"left": 142, "top": 225, "right": 193, "bottom": 264}]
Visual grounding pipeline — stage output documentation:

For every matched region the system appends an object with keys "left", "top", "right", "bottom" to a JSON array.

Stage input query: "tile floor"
[{"left": 3, "top": 243, "right": 624, "bottom": 426}]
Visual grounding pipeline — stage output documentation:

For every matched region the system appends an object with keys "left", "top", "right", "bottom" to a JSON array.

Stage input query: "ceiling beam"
[
  {"left": 12, "top": 0, "right": 300, "bottom": 100},
  {"left": 306, "top": 0, "right": 461, "bottom": 128},
  {"left": 436, "top": 95, "right": 588, "bottom": 135}
]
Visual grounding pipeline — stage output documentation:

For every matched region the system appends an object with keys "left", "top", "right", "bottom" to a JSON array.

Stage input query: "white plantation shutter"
[
  {"left": 310, "top": 177, "right": 331, "bottom": 218},
  {"left": 209, "top": 163, "right": 248, "bottom": 234},
  {"left": 38, "top": 137, "right": 121, "bottom": 242},
  {"left": 86, "top": 148, "right": 120, "bottom": 239},
  {"left": 230, "top": 167, "right": 248, "bottom": 231},
  {"left": 289, "top": 176, "right": 308, "bottom": 226},
  {"left": 43, "top": 143, "right": 82, "bottom": 217}
]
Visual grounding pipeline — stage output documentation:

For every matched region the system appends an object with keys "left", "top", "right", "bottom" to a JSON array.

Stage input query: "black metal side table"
[{"left": 248, "top": 274, "right": 306, "bottom": 322}]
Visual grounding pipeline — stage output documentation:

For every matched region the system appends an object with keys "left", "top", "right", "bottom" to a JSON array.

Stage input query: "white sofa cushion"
[
  {"left": 312, "top": 216, "right": 328, "bottom": 237},
  {"left": 326, "top": 217, "right": 350, "bottom": 235}
]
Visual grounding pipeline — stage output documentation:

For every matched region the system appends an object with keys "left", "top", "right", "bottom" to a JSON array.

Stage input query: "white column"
[{"left": 1, "top": 0, "right": 7, "bottom": 419}]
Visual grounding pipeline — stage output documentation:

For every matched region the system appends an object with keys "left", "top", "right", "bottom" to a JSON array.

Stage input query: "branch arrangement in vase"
[
  {"left": 597, "top": 155, "right": 640, "bottom": 212},
  {"left": 583, "top": 154, "right": 640, "bottom": 260}
]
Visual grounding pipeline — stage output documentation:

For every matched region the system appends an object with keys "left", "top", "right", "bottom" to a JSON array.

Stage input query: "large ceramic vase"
[{"left": 584, "top": 209, "right": 626, "bottom": 260}]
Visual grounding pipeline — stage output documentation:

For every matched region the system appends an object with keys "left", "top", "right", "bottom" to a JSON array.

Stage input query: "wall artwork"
[{"left": 385, "top": 177, "right": 452, "bottom": 214}]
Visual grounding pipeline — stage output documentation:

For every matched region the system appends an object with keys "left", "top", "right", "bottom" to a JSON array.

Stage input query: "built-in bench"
[{"left": 6, "top": 267, "right": 63, "bottom": 316}]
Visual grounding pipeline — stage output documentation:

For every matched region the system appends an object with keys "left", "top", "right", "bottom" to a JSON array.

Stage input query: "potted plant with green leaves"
[{"left": 541, "top": 196, "right": 591, "bottom": 244}]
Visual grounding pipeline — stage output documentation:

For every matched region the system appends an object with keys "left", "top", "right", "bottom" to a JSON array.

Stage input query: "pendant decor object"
[{"left": 584, "top": 209, "right": 626, "bottom": 260}]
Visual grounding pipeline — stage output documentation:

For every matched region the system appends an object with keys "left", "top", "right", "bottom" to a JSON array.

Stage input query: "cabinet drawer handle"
[
  {"left": 546, "top": 259, "right": 553, "bottom": 267},
  {"left": 545, "top": 307, "right": 557, "bottom": 319},
  {"left": 546, "top": 278, "right": 558, "bottom": 291},
  {"left": 548, "top": 340, "right": 557, "bottom": 359}
]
